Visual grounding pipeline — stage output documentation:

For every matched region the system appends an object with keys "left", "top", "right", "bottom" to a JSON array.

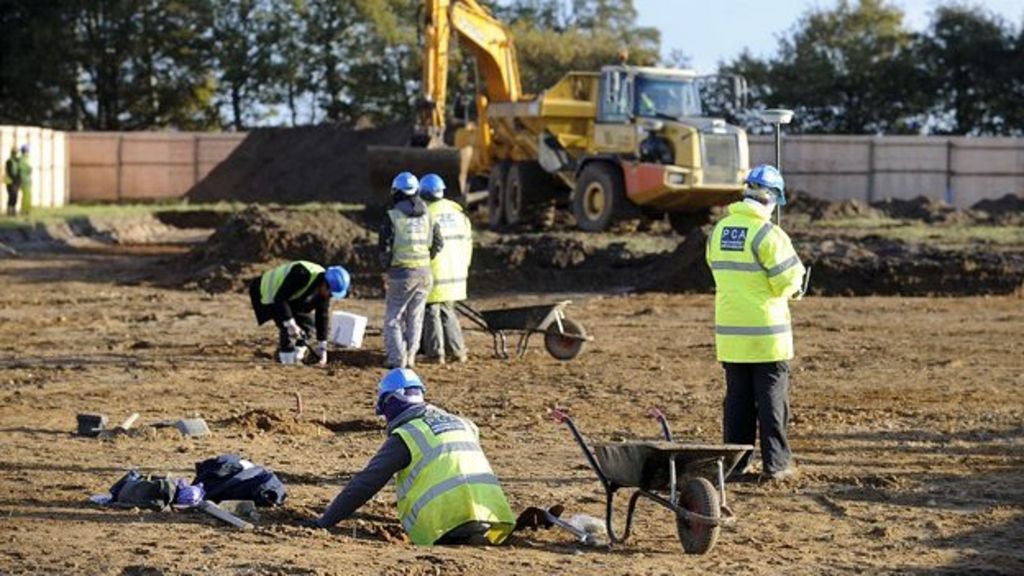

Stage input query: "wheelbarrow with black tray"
[
  {"left": 455, "top": 300, "right": 591, "bottom": 360},
  {"left": 551, "top": 407, "right": 753, "bottom": 554}
]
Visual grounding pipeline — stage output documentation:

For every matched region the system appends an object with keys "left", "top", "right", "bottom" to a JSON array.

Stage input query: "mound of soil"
[
  {"left": 970, "top": 194, "right": 1024, "bottom": 225},
  {"left": 640, "top": 228, "right": 713, "bottom": 292},
  {"left": 186, "top": 123, "right": 413, "bottom": 206},
  {"left": 643, "top": 228, "right": 1024, "bottom": 296},
  {"left": 786, "top": 190, "right": 834, "bottom": 218},
  {"left": 779, "top": 190, "right": 881, "bottom": 221},
  {"left": 795, "top": 234, "right": 1024, "bottom": 296},
  {"left": 0, "top": 214, "right": 210, "bottom": 250},
  {"left": 223, "top": 409, "right": 326, "bottom": 437},
  {"left": 181, "top": 206, "right": 377, "bottom": 293},
  {"left": 471, "top": 233, "right": 661, "bottom": 293},
  {"left": 871, "top": 196, "right": 979, "bottom": 225}
]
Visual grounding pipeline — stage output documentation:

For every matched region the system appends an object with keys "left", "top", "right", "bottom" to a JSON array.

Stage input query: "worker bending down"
[
  {"left": 249, "top": 261, "right": 350, "bottom": 366},
  {"left": 307, "top": 369, "right": 516, "bottom": 545},
  {"left": 706, "top": 165, "right": 806, "bottom": 481},
  {"left": 379, "top": 172, "right": 443, "bottom": 369},
  {"left": 418, "top": 174, "right": 472, "bottom": 364}
]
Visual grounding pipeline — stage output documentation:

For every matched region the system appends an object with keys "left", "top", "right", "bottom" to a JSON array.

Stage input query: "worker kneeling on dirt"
[
  {"left": 380, "top": 172, "right": 443, "bottom": 369},
  {"left": 249, "top": 261, "right": 350, "bottom": 366},
  {"left": 306, "top": 368, "right": 516, "bottom": 544},
  {"left": 706, "top": 164, "right": 806, "bottom": 481},
  {"left": 418, "top": 173, "right": 472, "bottom": 364}
]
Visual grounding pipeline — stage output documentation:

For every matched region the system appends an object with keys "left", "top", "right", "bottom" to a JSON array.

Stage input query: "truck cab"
[{"left": 574, "top": 65, "right": 749, "bottom": 231}]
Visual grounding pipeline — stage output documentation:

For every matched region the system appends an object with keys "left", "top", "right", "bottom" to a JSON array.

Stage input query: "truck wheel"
[
  {"left": 543, "top": 318, "right": 587, "bottom": 361},
  {"left": 488, "top": 163, "right": 510, "bottom": 229},
  {"left": 675, "top": 477, "right": 721, "bottom": 555},
  {"left": 505, "top": 162, "right": 555, "bottom": 226},
  {"left": 668, "top": 209, "right": 712, "bottom": 235},
  {"left": 573, "top": 162, "right": 627, "bottom": 232}
]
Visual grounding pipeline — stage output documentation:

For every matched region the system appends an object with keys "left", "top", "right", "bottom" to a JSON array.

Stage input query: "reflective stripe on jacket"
[
  {"left": 388, "top": 209, "right": 432, "bottom": 269},
  {"left": 427, "top": 199, "right": 472, "bottom": 303},
  {"left": 392, "top": 408, "right": 515, "bottom": 545},
  {"left": 259, "top": 261, "right": 324, "bottom": 305},
  {"left": 706, "top": 201, "right": 805, "bottom": 362}
]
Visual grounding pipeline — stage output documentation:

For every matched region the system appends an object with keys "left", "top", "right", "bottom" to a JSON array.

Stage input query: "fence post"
[
  {"left": 867, "top": 138, "right": 876, "bottom": 203},
  {"left": 945, "top": 139, "right": 954, "bottom": 205},
  {"left": 193, "top": 134, "right": 200, "bottom": 185},
  {"left": 116, "top": 134, "right": 124, "bottom": 202}
]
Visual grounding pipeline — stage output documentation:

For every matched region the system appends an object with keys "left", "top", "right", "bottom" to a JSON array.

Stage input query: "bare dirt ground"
[{"left": 1, "top": 246, "right": 1022, "bottom": 575}]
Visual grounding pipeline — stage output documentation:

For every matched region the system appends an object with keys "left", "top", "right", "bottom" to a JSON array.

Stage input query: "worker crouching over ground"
[
  {"left": 379, "top": 172, "right": 443, "bottom": 369},
  {"left": 419, "top": 173, "right": 472, "bottom": 364},
  {"left": 706, "top": 164, "right": 806, "bottom": 481},
  {"left": 306, "top": 369, "right": 516, "bottom": 545},
  {"left": 249, "top": 261, "right": 350, "bottom": 366}
]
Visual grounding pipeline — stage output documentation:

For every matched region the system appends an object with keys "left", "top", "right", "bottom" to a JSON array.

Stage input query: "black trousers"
[
  {"left": 275, "top": 312, "right": 314, "bottom": 352},
  {"left": 723, "top": 361, "right": 792, "bottom": 476},
  {"left": 6, "top": 183, "right": 19, "bottom": 211}
]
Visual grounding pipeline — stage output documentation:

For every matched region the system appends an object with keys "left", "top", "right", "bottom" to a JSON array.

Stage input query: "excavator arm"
[
  {"left": 421, "top": 0, "right": 522, "bottom": 145},
  {"left": 368, "top": 0, "right": 523, "bottom": 201}
]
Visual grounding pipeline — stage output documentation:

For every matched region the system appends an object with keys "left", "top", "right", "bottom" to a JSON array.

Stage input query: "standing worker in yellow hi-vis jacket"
[
  {"left": 706, "top": 164, "right": 807, "bottom": 482},
  {"left": 418, "top": 174, "right": 472, "bottom": 364},
  {"left": 379, "top": 172, "right": 444, "bottom": 369}
]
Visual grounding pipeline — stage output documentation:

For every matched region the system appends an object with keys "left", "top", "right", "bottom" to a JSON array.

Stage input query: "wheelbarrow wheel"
[
  {"left": 543, "top": 318, "right": 587, "bottom": 361},
  {"left": 675, "top": 477, "right": 720, "bottom": 555}
]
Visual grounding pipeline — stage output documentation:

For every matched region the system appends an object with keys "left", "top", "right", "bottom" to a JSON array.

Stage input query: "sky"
[{"left": 633, "top": 0, "right": 1024, "bottom": 73}]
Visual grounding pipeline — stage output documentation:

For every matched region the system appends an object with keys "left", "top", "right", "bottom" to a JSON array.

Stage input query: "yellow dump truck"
[{"left": 374, "top": 0, "right": 749, "bottom": 233}]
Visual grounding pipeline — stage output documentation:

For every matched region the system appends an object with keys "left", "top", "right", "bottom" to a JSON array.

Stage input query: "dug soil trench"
[
  {"left": 0, "top": 249, "right": 1021, "bottom": 574},
  {"left": 175, "top": 206, "right": 1024, "bottom": 297}
]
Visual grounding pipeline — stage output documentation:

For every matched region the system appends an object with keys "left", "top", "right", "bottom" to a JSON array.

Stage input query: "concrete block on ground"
[
  {"left": 175, "top": 418, "right": 210, "bottom": 437},
  {"left": 76, "top": 413, "right": 108, "bottom": 437}
]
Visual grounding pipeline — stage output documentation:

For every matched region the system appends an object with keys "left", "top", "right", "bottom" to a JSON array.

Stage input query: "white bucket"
[{"left": 330, "top": 311, "right": 367, "bottom": 348}]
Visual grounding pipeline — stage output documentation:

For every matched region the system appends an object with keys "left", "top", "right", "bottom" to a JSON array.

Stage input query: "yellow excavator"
[{"left": 369, "top": 0, "right": 750, "bottom": 233}]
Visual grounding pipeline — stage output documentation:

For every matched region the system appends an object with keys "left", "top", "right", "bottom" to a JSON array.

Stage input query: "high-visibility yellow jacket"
[
  {"left": 259, "top": 261, "right": 323, "bottom": 305},
  {"left": 389, "top": 208, "right": 432, "bottom": 269},
  {"left": 706, "top": 201, "right": 805, "bottom": 362},
  {"left": 427, "top": 199, "right": 472, "bottom": 303},
  {"left": 391, "top": 407, "right": 515, "bottom": 545}
]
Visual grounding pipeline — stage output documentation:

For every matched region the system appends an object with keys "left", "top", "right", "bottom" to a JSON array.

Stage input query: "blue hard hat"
[
  {"left": 744, "top": 164, "right": 786, "bottom": 206},
  {"left": 19, "top": 144, "right": 29, "bottom": 154},
  {"left": 375, "top": 368, "right": 426, "bottom": 415},
  {"left": 391, "top": 172, "right": 419, "bottom": 196},
  {"left": 324, "top": 265, "right": 350, "bottom": 300},
  {"left": 419, "top": 173, "right": 446, "bottom": 200}
]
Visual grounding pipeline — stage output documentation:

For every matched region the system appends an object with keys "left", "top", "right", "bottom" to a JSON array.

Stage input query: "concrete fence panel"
[
  {"left": 749, "top": 134, "right": 1023, "bottom": 207},
  {"left": 5, "top": 127, "right": 1018, "bottom": 208},
  {"left": 69, "top": 132, "right": 245, "bottom": 202}
]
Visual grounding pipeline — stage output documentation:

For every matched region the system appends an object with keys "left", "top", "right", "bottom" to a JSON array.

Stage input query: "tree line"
[{"left": 0, "top": 0, "right": 1020, "bottom": 135}]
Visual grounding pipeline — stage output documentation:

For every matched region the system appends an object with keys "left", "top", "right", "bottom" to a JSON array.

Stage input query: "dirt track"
[{"left": 1, "top": 248, "right": 1022, "bottom": 575}]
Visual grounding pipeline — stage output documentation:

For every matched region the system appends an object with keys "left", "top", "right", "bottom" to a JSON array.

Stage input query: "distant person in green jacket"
[
  {"left": 4, "top": 146, "right": 19, "bottom": 216},
  {"left": 17, "top": 145, "right": 31, "bottom": 216}
]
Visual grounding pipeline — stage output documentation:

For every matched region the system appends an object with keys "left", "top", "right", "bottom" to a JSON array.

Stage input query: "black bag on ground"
[
  {"left": 192, "top": 454, "right": 287, "bottom": 507},
  {"left": 109, "top": 470, "right": 175, "bottom": 511}
]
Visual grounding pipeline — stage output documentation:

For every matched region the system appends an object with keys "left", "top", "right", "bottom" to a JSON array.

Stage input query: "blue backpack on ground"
[{"left": 192, "top": 454, "right": 287, "bottom": 507}]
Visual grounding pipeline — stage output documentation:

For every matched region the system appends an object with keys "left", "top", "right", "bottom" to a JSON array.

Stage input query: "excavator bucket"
[{"left": 367, "top": 145, "right": 472, "bottom": 206}]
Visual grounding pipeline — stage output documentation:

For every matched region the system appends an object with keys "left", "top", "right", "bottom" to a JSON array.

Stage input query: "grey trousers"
[
  {"left": 384, "top": 271, "right": 432, "bottom": 368},
  {"left": 723, "top": 361, "right": 792, "bottom": 476},
  {"left": 421, "top": 302, "right": 467, "bottom": 360}
]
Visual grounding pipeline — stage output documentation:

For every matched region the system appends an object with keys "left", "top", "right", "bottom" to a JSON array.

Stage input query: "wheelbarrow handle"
[
  {"left": 550, "top": 407, "right": 613, "bottom": 494},
  {"left": 647, "top": 407, "right": 673, "bottom": 442},
  {"left": 549, "top": 406, "right": 571, "bottom": 424}
]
